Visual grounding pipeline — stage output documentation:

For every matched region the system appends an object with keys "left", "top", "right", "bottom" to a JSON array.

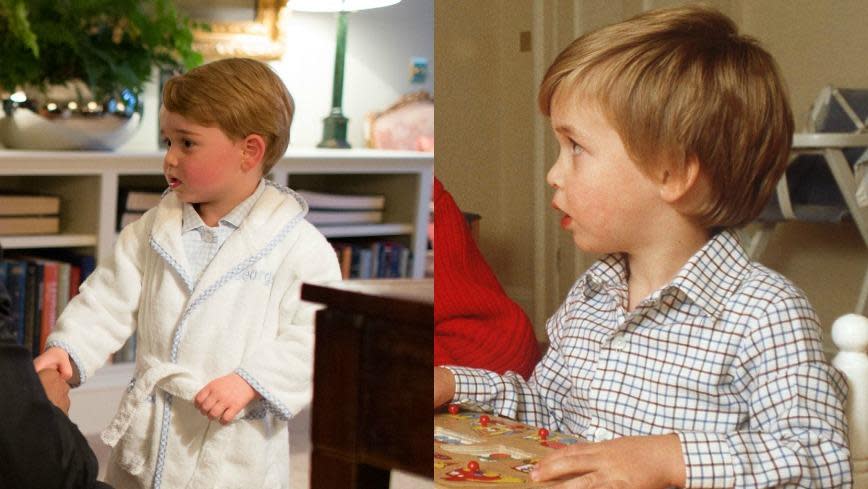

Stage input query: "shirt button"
[
  {"left": 611, "top": 334, "right": 627, "bottom": 350},
  {"left": 204, "top": 231, "right": 217, "bottom": 243}
]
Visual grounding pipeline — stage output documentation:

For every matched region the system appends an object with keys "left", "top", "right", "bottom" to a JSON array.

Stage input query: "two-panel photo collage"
[{"left": 0, "top": 0, "right": 866, "bottom": 488}]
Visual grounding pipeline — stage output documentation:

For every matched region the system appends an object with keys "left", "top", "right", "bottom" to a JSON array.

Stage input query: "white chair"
[
  {"left": 749, "top": 87, "right": 868, "bottom": 314},
  {"left": 832, "top": 314, "right": 868, "bottom": 488}
]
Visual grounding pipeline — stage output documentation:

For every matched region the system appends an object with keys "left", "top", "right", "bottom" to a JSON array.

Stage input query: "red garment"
[{"left": 433, "top": 178, "right": 540, "bottom": 379}]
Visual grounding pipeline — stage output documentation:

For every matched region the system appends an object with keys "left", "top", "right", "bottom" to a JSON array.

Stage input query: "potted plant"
[{"left": 0, "top": 0, "right": 203, "bottom": 150}]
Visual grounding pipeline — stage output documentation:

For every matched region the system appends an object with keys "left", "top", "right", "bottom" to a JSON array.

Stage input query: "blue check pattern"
[
  {"left": 447, "top": 230, "right": 851, "bottom": 488},
  {"left": 182, "top": 180, "right": 265, "bottom": 283}
]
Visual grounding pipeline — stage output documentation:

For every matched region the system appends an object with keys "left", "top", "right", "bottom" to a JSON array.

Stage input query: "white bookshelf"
[
  {"left": 0, "top": 234, "right": 98, "bottom": 249},
  {"left": 0, "top": 148, "right": 433, "bottom": 277}
]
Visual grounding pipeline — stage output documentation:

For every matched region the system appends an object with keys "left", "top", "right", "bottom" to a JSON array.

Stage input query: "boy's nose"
[
  {"left": 163, "top": 148, "right": 178, "bottom": 167},
  {"left": 546, "top": 160, "right": 561, "bottom": 189}
]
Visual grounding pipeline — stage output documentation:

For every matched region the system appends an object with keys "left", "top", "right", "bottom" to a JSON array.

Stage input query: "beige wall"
[
  {"left": 436, "top": 0, "right": 868, "bottom": 347},
  {"left": 740, "top": 0, "right": 868, "bottom": 346},
  {"left": 436, "top": 1, "right": 536, "bottom": 309}
]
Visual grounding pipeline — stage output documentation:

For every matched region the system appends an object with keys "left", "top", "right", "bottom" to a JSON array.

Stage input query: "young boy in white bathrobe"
[{"left": 33, "top": 58, "right": 342, "bottom": 489}]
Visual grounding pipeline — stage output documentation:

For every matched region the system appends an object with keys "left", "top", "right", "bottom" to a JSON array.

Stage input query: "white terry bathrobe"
[{"left": 46, "top": 182, "right": 341, "bottom": 489}]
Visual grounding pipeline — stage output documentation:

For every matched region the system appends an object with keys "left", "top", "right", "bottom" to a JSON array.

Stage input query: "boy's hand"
[
  {"left": 532, "top": 433, "right": 686, "bottom": 489},
  {"left": 33, "top": 347, "right": 73, "bottom": 381},
  {"left": 434, "top": 367, "right": 455, "bottom": 408},
  {"left": 194, "top": 373, "right": 261, "bottom": 425},
  {"left": 38, "top": 368, "right": 71, "bottom": 415}
]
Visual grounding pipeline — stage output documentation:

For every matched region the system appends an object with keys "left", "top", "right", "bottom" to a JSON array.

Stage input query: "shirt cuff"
[
  {"left": 443, "top": 365, "right": 499, "bottom": 408},
  {"left": 677, "top": 431, "right": 735, "bottom": 489}
]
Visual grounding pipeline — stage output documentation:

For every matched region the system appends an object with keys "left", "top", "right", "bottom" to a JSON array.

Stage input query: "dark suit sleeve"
[{"left": 0, "top": 342, "right": 101, "bottom": 489}]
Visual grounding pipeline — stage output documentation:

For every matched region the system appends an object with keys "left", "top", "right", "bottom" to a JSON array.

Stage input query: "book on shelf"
[
  {"left": 0, "top": 263, "right": 14, "bottom": 341},
  {"left": 36, "top": 259, "right": 59, "bottom": 354},
  {"left": 331, "top": 243, "right": 354, "bottom": 279},
  {"left": 330, "top": 240, "right": 413, "bottom": 279},
  {"left": 0, "top": 193, "right": 61, "bottom": 236},
  {"left": 24, "top": 260, "right": 41, "bottom": 354},
  {"left": 34, "top": 249, "right": 96, "bottom": 286},
  {"left": 2, "top": 254, "right": 93, "bottom": 353},
  {"left": 307, "top": 210, "right": 384, "bottom": 225},
  {"left": 121, "top": 189, "right": 164, "bottom": 212},
  {"left": 296, "top": 190, "right": 385, "bottom": 210},
  {"left": 0, "top": 216, "right": 60, "bottom": 235},
  {"left": 4, "top": 261, "right": 27, "bottom": 344},
  {"left": 119, "top": 211, "right": 145, "bottom": 229},
  {"left": 0, "top": 194, "right": 61, "bottom": 216},
  {"left": 117, "top": 189, "right": 163, "bottom": 231}
]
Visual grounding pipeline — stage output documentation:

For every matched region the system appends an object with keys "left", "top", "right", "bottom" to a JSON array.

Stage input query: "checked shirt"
[{"left": 447, "top": 230, "right": 851, "bottom": 488}]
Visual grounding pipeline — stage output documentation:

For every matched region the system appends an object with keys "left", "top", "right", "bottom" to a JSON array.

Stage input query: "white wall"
[
  {"left": 276, "top": 0, "right": 434, "bottom": 148},
  {"left": 120, "top": 0, "right": 433, "bottom": 151}
]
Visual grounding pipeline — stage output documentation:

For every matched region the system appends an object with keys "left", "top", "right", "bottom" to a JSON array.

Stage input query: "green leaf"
[
  {"left": 0, "top": 0, "right": 39, "bottom": 57},
  {"left": 0, "top": 0, "right": 202, "bottom": 95}
]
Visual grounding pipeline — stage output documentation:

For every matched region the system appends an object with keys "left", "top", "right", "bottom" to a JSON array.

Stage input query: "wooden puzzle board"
[{"left": 434, "top": 408, "right": 585, "bottom": 488}]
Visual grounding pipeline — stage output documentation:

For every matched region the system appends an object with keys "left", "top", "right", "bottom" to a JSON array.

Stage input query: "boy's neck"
[
  {"left": 624, "top": 223, "right": 711, "bottom": 312},
  {"left": 194, "top": 178, "right": 262, "bottom": 227}
]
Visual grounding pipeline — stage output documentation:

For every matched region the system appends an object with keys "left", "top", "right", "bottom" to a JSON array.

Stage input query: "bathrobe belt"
[
  {"left": 100, "top": 359, "right": 202, "bottom": 447},
  {"left": 100, "top": 359, "right": 247, "bottom": 483}
]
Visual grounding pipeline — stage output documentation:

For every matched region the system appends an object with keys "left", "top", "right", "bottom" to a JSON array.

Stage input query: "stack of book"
[
  {"left": 0, "top": 252, "right": 95, "bottom": 356},
  {"left": 296, "top": 190, "right": 386, "bottom": 226},
  {"left": 0, "top": 194, "right": 61, "bottom": 235},
  {"left": 117, "top": 189, "right": 163, "bottom": 230}
]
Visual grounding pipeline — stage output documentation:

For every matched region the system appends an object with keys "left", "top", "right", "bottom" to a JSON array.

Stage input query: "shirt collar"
[
  {"left": 581, "top": 230, "right": 750, "bottom": 317},
  {"left": 668, "top": 229, "right": 750, "bottom": 317},
  {"left": 182, "top": 179, "right": 266, "bottom": 232}
]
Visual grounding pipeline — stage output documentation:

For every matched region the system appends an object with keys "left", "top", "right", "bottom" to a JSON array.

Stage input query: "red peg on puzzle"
[
  {"left": 448, "top": 404, "right": 460, "bottom": 415},
  {"left": 538, "top": 428, "right": 549, "bottom": 441},
  {"left": 479, "top": 415, "right": 490, "bottom": 427},
  {"left": 467, "top": 460, "right": 480, "bottom": 472}
]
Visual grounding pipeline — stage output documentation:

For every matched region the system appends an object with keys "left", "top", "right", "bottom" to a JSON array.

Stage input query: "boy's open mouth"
[
  {"left": 552, "top": 202, "right": 572, "bottom": 229},
  {"left": 168, "top": 177, "right": 181, "bottom": 189}
]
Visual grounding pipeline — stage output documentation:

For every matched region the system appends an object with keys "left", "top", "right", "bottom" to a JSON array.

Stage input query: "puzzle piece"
[
  {"left": 436, "top": 426, "right": 483, "bottom": 445},
  {"left": 442, "top": 444, "right": 535, "bottom": 461},
  {"left": 441, "top": 466, "right": 525, "bottom": 484}
]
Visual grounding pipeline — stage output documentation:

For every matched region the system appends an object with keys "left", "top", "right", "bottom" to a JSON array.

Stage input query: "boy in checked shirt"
[{"left": 434, "top": 5, "right": 851, "bottom": 488}]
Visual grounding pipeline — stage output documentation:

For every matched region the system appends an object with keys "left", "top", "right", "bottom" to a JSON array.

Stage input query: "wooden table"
[{"left": 301, "top": 279, "right": 433, "bottom": 489}]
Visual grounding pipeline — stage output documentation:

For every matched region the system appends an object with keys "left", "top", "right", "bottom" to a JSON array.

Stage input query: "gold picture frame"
[{"left": 183, "top": 0, "right": 288, "bottom": 61}]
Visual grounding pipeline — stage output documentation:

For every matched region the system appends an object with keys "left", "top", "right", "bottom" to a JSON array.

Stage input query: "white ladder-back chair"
[
  {"left": 749, "top": 87, "right": 868, "bottom": 314},
  {"left": 832, "top": 314, "right": 868, "bottom": 488}
]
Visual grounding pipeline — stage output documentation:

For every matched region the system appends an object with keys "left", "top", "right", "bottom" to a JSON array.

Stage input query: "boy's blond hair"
[
  {"left": 539, "top": 5, "right": 793, "bottom": 229},
  {"left": 162, "top": 58, "right": 294, "bottom": 174}
]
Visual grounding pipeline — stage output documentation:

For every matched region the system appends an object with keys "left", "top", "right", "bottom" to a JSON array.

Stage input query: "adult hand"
[
  {"left": 531, "top": 433, "right": 686, "bottom": 489},
  {"left": 38, "top": 368, "right": 71, "bottom": 415},
  {"left": 434, "top": 367, "right": 455, "bottom": 408}
]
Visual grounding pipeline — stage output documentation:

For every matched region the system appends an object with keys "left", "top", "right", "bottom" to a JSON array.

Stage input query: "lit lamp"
[{"left": 290, "top": 0, "right": 402, "bottom": 148}]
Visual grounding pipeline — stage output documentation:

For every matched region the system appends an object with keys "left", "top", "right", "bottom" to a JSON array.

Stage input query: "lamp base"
[{"left": 317, "top": 113, "right": 351, "bottom": 149}]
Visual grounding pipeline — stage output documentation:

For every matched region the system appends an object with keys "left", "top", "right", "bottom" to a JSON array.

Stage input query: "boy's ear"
[
  {"left": 241, "top": 134, "right": 266, "bottom": 172},
  {"left": 659, "top": 154, "right": 703, "bottom": 204}
]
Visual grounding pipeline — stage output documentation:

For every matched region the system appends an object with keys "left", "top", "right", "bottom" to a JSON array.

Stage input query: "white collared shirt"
[{"left": 181, "top": 180, "right": 266, "bottom": 283}]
